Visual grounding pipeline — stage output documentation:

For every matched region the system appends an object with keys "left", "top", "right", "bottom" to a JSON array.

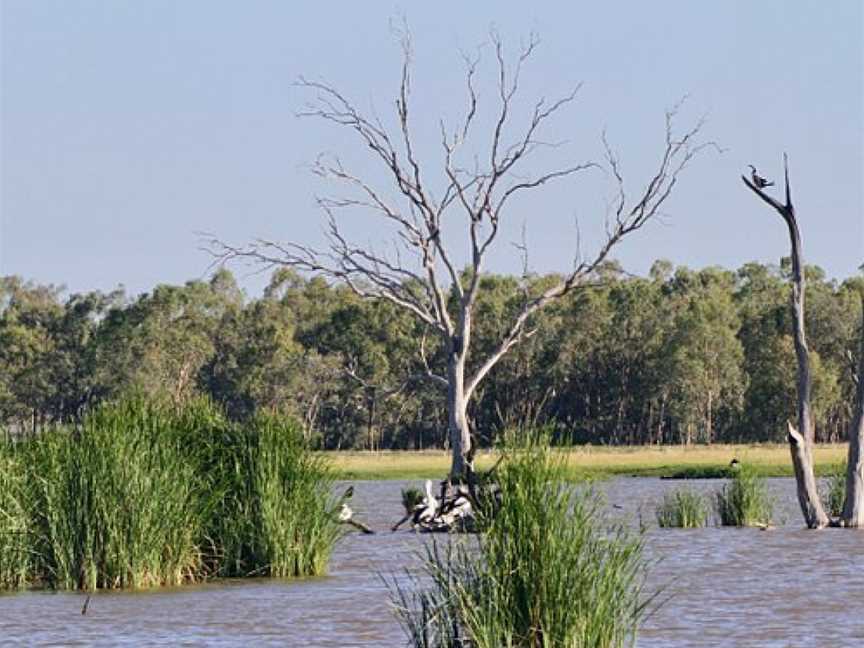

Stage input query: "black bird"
[{"left": 749, "top": 165, "right": 774, "bottom": 189}]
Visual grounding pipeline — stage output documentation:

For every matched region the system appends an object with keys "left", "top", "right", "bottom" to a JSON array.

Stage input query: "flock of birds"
[
  {"left": 339, "top": 479, "right": 479, "bottom": 534},
  {"left": 403, "top": 479, "right": 475, "bottom": 532}
]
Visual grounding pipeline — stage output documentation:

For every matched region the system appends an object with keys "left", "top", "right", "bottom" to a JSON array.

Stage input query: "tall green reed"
[
  {"left": 1, "top": 396, "right": 341, "bottom": 591},
  {"left": 821, "top": 461, "right": 847, "bottom": 518},
  {"left": 27, "top": 398, "right": 207, "bottom": 589},
  {"left": 390, "top": 433, "right": 653, "bottom": 648},
  {"left": 655, "top": 489, "right": 709, "bottom": 528},
  {"left": 0, "top": 447, "right": 32, "bottom": 589},
  {"left": 714, "top": 462, "right": 774, "bottom": 527},
  {"left": 252, "top": 415, "right": 342, "bottom": 577}
]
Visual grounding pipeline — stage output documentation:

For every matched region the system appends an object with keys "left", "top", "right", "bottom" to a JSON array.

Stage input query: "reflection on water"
[{"left": 2, "top": 478, "right": 863, "bottom": 647}]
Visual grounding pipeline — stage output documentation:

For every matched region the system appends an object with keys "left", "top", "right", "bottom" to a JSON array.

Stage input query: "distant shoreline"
[{"left": 328, "top": 443, "right": 849, "bottom": 480}]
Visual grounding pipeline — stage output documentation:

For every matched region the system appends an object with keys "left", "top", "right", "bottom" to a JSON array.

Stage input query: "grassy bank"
[
  {"left": 0, "top": 399, "right": 341, "bottom": 591},
  {"left": 330, "top": 443, "right": 849, "bottom": 480}
]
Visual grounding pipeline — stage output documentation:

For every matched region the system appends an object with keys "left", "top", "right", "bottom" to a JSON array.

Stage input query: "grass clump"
[
  {"left": 251, "top": 415, "right": 342, "bottom": 577},
  {"left": 655, "top": 489, "right": 709, "bottom": 528},
  {"left": 198, "top": 412, "right": 341, "bottom": 579},
  {"left": 26, "top": 399, "right": 207, "bottom": 590},
  {"left": 390, "top": 434, "right": 653, "bottom": 648},
  {"left": 714, "top": 462, "right": 774, "bottom": 527},
  {"left": 0, "top": 449, "right": 32, "bottom": 589},
  {"left": 400, "top": 487, "right": 424, "bottom": 514},
  {"left": 0, "top": 397, "right": 341, "bottom": 591},
  {"left": 822, "top": 461, "right": 847, "bottom": 518}
]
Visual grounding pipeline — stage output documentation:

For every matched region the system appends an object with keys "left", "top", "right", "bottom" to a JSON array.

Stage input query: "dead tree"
[
  {"left": 840, "top": 295, "right": 864, "bottom": 526},
  {"left": 207, "top": 33, "right": 710, "bottom": 480},
  {"left": 741, "top": 154, "right": 864, "bottom": 529}
]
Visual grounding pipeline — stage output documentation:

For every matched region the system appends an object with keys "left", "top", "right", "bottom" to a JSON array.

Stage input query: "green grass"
[
  {"left": 24, "top": 400, "right": 206, "bottom": 589},
  {"left": 400, "top": 487, "right": 423, "bottom": 515},
  {"left": 656, "top": 489, "right": 710, "bottom": 528},
  {"left": 389, "top": 435, "right": 653, "bottom": 648},
  {"left": 822, "top": 461, "right": 847, "bottom": 518},
  {"left": 714, "top": 462, "right": 774, "bottom": 527},
  {"left": 252, "top": 415, "right": 343, "bottom": 577},
  {"left": 329, "top": 444, "right": 849, "bottom": 481},
  {"left": 0, "top": 397, "right": 341, "bottom": 591},
  {"left": 0, "top": 450, "right": 32, "bottom": 589}
]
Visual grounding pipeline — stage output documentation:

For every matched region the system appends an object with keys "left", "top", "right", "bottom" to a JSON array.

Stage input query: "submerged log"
[{"left": 339, "top": 502, "right": 374, "bottom": 534}]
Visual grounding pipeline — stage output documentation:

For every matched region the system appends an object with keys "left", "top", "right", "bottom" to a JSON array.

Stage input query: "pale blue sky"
[{"left": 1, "top": 1, "right": 862, "bottom": 297}]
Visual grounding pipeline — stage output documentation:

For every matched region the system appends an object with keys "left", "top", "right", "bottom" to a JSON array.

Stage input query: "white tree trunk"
[{"left": 447, "top": 352, "right": 472, "bottom": 479}]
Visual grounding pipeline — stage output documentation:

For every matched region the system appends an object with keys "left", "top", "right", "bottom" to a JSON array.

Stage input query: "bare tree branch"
[
  {"left": 465, "top": 105, "right": 712, "bottom": 400},
  {"left": 206, "top": 32, "right": 711, "bottom": 478}
]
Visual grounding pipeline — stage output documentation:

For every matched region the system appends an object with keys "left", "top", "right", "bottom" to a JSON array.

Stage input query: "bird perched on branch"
[{"left": 748, "top": 165, "right": 774, "bottom": 189}]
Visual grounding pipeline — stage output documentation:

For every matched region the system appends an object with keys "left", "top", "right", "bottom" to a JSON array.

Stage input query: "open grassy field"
[{"left": 329, "top": 443, "right": 849, "bottom": 480}]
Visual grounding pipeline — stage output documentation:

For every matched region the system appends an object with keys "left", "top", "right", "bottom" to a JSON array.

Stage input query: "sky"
[{"left": 1, "top": 1, "right": 862, "bottom": 298}]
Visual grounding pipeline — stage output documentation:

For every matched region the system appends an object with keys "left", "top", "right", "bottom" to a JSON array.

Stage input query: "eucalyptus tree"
[
  {"left": 0, "top": 277, "right": 64, "bottom": 432},
  {"left": 661, "top": 268, "right": 745, "bottom": 444},
  {"left": 207, "top": 33, "right": 710, "bottom": 478},
  {"left": 97, "top": 272, "right": 240, "bottom": 404}
]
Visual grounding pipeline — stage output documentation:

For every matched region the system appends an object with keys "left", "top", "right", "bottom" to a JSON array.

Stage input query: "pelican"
[
  {"left": 416, "top": 479, "right": 439, "bottom": 523},
  {"left": 749, "top": 165, "right": 774, "bottom": 189}
]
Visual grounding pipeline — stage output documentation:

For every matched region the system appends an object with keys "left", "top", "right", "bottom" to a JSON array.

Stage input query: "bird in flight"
[{"left": 749, "top": 165, "right": 774, "bottom": 189}]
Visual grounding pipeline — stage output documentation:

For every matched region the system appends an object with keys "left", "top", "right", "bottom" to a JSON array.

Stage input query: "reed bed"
[
  {"left": 0, "top": 398, "right": 340, "bottom": 591},
  {"left": 655, "top": 489, "right": 709, "bottom": 528},
  {"left": 390, "top": 436, "right": 653, "bottom": 648},
  {"left": 252, "top": 415, "right": 342, "bottom": 577},
  {"left": 823, "top": 461, "right": 848, "bottom": 518},
  {"left": 714, "top": 462, "right": 774, "bottom": 527},
  {"left": 26, "top": 401, "right": 206, "bottom": 590},
  {"left": 0, "top": 450, "right": 32, "bottom": 589}
]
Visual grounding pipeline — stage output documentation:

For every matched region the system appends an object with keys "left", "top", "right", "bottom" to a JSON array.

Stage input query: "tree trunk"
[
  {"left": 743, "top": 157, "right": 829, "bottom": 528},
  {"left": 841, "top": 297, "right": 864, "bottom": 526},
  {"left": 784, "top": 206, "right": 829, "bottom": 528},
  {"left": 447, "top": 353, "right": 473, "bottom": 479},
  {"left": 706, "top": 390, "right": 713, "bottom": 444}
]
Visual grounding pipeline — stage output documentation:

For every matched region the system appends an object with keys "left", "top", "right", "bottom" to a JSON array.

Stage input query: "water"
[{"left": 2, "top": 478, "right": 863, "bottom": 647}]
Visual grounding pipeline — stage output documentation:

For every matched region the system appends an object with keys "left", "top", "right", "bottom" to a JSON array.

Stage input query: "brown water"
[{"left": 2, "top": 478, "right": 863, "bottom": 647}]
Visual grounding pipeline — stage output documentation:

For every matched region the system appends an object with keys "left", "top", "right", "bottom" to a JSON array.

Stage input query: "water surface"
[{"left": 2, "top": 478, "right": 863, "bottom": 647}]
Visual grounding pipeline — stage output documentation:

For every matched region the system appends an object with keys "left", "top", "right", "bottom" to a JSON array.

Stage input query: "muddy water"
[{"left": 2, "top": 478, "right": 864, "bottom": 647}]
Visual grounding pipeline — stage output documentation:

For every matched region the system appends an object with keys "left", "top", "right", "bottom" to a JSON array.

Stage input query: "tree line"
[{"left": 1, "top": 259, "right": 861, "bottom": 450}]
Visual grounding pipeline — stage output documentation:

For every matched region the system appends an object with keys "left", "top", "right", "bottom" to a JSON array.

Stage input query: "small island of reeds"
[{"left": 0, "top": 397, "right": 341, "bottom": 591}]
